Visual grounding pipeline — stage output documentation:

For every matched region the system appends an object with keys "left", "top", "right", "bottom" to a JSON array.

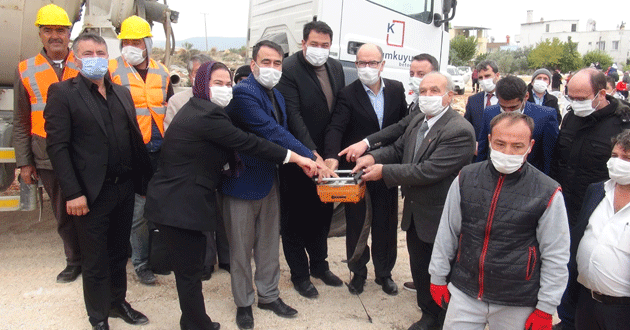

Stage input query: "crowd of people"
[{"left": 14, "top": 4, "right": 630, "bottom": 330}]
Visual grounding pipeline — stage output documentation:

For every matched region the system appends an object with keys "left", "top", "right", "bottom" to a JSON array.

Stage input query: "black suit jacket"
[
  {"left": 144, "top": 97, "right": 288, "bottom": 232},
  {"left": 44, "top": 75, "right": 152, "bottom": 205},
  {"left": 324, "top": 78, "right": 407, "bottom": 169},
  {"left": 276, "top": 51, "right": 345, "bottom": 153},
  {"left": 370, "top": 108, "right": 476, "bottom": 243}
]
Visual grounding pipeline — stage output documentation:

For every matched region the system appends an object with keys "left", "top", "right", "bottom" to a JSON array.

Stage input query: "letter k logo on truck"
[{"left": 386, "top": 20, "right": 405, "bottom": 47}]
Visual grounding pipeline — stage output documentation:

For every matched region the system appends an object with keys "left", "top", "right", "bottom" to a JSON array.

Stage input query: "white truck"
[
  {"left": 0, "top": 0, "right": 178, "bottom": 211},
  {"left": 247, "top": 0, "right": 457, "bottom": 98}
]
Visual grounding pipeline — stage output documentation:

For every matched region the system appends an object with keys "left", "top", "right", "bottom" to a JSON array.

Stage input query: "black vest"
[{"left": 451, "top": 161, "right": 560, "bottom": 307}]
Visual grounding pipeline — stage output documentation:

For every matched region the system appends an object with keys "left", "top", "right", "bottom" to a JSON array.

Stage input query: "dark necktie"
[
  {"left": 265, "top": 89, "right": 282, "bottom": 124},
  {"left": 486, "top": 93, "right": 493, "bottom": 107},
  {"left": 413, "top": 121, "right": 430, "bottom": 160}
]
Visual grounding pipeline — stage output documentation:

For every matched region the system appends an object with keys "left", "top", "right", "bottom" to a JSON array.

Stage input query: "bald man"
[
  {"left": 552, "top": 68, "right": 630, "bottom": 329},
  {"left": 324, "top": 43, "right": 407, "bottom": 296}
]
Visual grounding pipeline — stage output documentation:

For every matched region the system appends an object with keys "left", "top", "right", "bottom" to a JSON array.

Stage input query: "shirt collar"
[
  {"left": 424, "top": 106, "right": 449, "bottom": 130},
  {"left": 362, "top": 78, "right": 385, "bottom": 96}
]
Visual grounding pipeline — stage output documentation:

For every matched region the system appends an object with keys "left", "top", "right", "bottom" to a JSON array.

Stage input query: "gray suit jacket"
[{"left": 370, "top": 107, "right": 475, "bottom": 243}]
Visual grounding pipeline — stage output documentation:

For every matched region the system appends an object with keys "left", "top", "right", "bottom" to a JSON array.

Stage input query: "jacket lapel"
[
  {"left": 298, "top": 52, "right": 328, "bottom": 104},
  {"left": 413, "top": 108, "right": 455, "bottom": 163},
  {"left": 74, "top": 76, "right": 107, "bottom": 135},
  {"left": 354, "top": 80, "right": 380, "bottom": 129}
]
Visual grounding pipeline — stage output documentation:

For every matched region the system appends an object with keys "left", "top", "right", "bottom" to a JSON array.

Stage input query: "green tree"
[
  {"left": 583, "top": 50, "right": 613, "bottom": 69},
  {"left": 449, "top": 35, "right": 478, "bottom": 66},
  {"left": 527, "top": 38, "right": 564, "bottom": 69},
  {"left": 559, "top": 38, "right": 582, "bottom": 72}
]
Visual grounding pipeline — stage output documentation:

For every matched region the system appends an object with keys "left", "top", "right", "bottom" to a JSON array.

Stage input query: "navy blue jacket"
[
  {"left": 476, "top": 102, "right": 559, "bottom": 175},
  {"left": 464, "top": 91, "right": 486, "bottom": 141},
  {"left": 221, "top": 74, "right": 314, "bottom": 200}
]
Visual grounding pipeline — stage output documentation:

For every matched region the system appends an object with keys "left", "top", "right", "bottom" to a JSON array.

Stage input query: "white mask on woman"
[{"left": 210, "top": 86, "right": 233, "bottom": 108}]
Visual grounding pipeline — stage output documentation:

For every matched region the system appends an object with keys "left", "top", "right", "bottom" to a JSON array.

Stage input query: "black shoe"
[
  {"left": 236, "top": 306, "right": 254, "bottom": 330},
  {"left": 375, "top": 276, "right": 398, "bottom": 295},
  {"left": 219, "top": 263, "right": 230, "bottom": 273},
  {"left": 56, "top": 265, "right": 81, "bottom": 283},
  {"left": 408, "top": 313, "right": 439, "bottom": 330},
  {"left": 403, "top": 281, "right": 416, "bottom": 292},
  {"left": 92, "top": 321, "right": 109, "bottom": 330},
  {"left": 136, "top": 267, "right": 156, "bottom": 285},
  {"left": 201, "top": 266, "right": 214, "bottom": 281},
  {"left": 257, "top": 298, "right": 298, "bottom": 318},
  {"left": 348, "top": 274, "right": 366, "bottom": 295},
  {"left": 312, "top": 270, "right": 343, "bottom": 287},
  {"left": 180, "top": 321, "right": 220, "bottom": 330},
  {"left": 294, "top": 280, "right": 319, "bottom": 298},
  {"left": 109, "top": 301, "right": 149, "bottom": 325}
]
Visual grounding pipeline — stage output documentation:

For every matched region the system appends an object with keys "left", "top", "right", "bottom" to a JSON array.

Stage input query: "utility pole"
[{"left": 202, "top": 13, "right": 209, "bottom": 52}]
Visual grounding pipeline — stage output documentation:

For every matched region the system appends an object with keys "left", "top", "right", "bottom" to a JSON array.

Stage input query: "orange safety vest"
[
  {"left": 18, "top": 51, "right": 79, "bottom": 138},
  {"left": 109, "top": 57, "right": 169, "bottom": 144}
]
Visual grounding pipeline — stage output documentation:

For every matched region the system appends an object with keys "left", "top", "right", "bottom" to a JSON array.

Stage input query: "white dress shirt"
[{"left": 577, "top": 180, "right": 630, "bottom": 297}]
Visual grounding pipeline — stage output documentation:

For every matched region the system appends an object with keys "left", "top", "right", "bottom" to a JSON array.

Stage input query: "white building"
[{"left": 515, "top": 11, "right": 629, "bottom": 66}]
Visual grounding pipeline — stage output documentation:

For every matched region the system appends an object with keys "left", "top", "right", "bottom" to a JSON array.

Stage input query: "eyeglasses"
[{"left": 355, "top": 61, "right": 382, "bottom": 68}]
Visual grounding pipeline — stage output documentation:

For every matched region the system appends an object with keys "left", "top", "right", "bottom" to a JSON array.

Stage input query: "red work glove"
[
  {"left": 430, "top": 283, "right": 450, "bottom": 309},
  {"left": 524, "top": 309, "right": 552, "bottom": 330}
]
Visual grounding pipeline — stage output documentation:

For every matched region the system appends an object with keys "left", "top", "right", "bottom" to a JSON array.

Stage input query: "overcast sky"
[{"left": 80, "top": 0, "right": 629, "bottom": 44}]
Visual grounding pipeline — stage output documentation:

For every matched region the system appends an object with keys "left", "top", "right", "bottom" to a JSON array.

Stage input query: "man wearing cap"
[
  {"left": 109, "top": 15, "right": 174, "bottom": 285},
  {"left": 275, "top": 20, "right": 345, "bottom": 299},
  {"left": 13, "top": 3, "right": 82, "bottom": 283},
  {"left": 234, "top": 65, "right": 252, "bottom": 84},
  {"left": 528, "top": 68, "right": 561, "bottom": 124}
]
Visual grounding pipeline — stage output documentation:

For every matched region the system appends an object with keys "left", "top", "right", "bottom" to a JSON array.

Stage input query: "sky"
[{"left": 76, "top": 0, "right": 629, "bottom": 44}]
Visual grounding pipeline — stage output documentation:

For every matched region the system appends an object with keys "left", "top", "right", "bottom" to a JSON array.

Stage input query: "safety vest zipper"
[{"left": 477, "top": 173, "right": 505, "bottom": 299}]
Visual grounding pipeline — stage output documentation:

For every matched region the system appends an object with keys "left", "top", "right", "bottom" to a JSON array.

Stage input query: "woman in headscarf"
[{"left": 144, "top": 61, "right": 318, "bottom": 330}]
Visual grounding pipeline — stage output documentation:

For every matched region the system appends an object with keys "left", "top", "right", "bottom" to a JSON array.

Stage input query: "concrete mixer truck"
[{"left": 0, "top": 0, "right": 178, "bottom": 211}]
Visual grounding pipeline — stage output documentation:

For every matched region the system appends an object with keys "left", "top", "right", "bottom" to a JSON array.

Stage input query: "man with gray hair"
[
  {"left": 164, "top": 54, "right": 213, "bottom": 130},
  {"left": 354, "top": 71, "right": 476, "bottom": 330},
  {"left": 45, "top": 33, "right": 153, "bottom": 330}
]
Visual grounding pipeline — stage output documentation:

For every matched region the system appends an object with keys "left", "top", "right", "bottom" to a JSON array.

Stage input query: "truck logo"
[{"left": 386, "top": 20, "right": 405, "bottom": 48}]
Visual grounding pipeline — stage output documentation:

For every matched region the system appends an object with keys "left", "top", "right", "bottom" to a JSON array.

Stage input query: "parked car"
[
  {"left": 447, "top": 65, "right": 466, "bottom": 95},
  {"left": 457, "top": 66, "right": 472, "bottom": 84}
]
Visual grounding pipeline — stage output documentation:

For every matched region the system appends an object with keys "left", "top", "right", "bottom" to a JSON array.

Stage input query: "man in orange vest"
[
  {"left": 13, "top": 4, "right": 82, "bottom": 283},
  {"left": 109, "top": 15, "right": 173, "bottom": 285}
]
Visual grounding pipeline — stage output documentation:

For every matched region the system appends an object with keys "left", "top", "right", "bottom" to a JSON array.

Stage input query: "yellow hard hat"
[
  {"left": 118, "top": 15, "right": 153, "bottom": 40},
  {"left": 35, "top": 4, "right": 72, "bottom": 27}
]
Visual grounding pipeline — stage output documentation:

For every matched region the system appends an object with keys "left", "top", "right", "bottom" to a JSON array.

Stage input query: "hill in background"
[{"left": 154, "top": 37, "right": 246, "bottom": 51}]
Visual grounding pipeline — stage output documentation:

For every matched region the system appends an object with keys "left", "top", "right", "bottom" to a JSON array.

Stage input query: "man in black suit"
[
  {"left": 275, "top": 20, "right": 345, "bottom": 298},
  {"left": 324, "top": 43, "right": 407, "bottom": 295},
  {"left": 355, "top": 72, "right": 476, "bottom": 330},
  {"left": 44, "top": 33, "right": 152, "bottom": 330}
]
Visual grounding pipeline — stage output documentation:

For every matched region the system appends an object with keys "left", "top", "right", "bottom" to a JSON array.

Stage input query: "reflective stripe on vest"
[
  {"left": 109, "top": 57, "right": 169, "bottom": 144},
  {"left": 18, "top": 52, "right": 80, "bottom": 138}
]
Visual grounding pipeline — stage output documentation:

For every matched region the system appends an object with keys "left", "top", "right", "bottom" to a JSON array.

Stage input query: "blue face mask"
[{"left": 78, "top": 56, "right": 109, "bottom": 79}]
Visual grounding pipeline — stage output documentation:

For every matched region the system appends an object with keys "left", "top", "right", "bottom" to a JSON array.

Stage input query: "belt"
[
  {"left": 591, "top": 290, "right": 630, "bottom": 305},
  {"left": 103, "top": 172, "right": 133, "bottom": 185}
]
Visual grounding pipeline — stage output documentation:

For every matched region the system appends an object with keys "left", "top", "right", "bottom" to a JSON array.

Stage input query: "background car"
[{"left": 447, "top": 65, "right": 466, "bottom": 95}]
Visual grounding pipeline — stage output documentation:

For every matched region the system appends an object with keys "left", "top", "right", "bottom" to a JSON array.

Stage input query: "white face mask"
[
  {"left": 254, "top": 62, "right": 282, "bottom": 89},
  {"left": 357, "top": 66, "right": 381, "bottom": 86},
  {"left": 570, "top": 96, "right": 599, "bottom": 117},
  {"left": 305, "top": 46, "right": 329, "bottom": 67},
  {"left": 418, "top": 93, "right": 447, "bottom": 117},
  {"left": 479, "top": 77, "right": 497, "bottom": 93},
  {"left": 210, "top": 86, "right": 233, "bottom": 108},
  {"left": 532, "top": 79, "right": 548, "bottom": 94},
  {"left": 121, "top": 46, "right": 146, "bottom": 66},
  {"left": 607, "top": 157, "right": 630, "bottom": 185},
  {"left": 409, "top": 77, "right": 422, "bottom": 95},
  {"left": 500, "top": 100, "right": 525, "bottom": 114},
  {"left": 490, "top": 146, "right": 529, "bottom": 174}
]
